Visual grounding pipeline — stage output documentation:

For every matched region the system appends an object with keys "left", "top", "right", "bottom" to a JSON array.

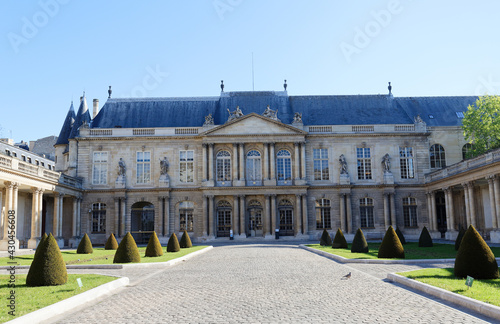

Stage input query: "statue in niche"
[
  {"left": 339, "top": 154, "right": 348, "bottom": 175},
  {"left": 160, "top": 157, "right": 169, "bottom": 176},
  {"left": 203, "top": 113, "right": 214, "bottom": 126},
  {"left": 118, "top": 158, "right": 126, "bottom": 177},
  {"left": 382, "top": 153, "right": 391, "bottom": 173},
  {"left": 227, "top": 106, "right": 244, "bottom": 122}
]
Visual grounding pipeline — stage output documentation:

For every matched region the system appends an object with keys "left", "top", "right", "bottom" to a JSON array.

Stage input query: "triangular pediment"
[{"left": 202, "top": 113, "right": 306, "bottom": 136}]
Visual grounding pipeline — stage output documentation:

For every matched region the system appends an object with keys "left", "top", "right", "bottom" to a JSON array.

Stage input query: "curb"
[
  {"left": 387, "top": 273, "right": 500, "bottom": 321},
  {"left": 5, "top": 276, "right": 129, "bottom": 324},
  {"left": 299, "top": 245, "right": 500, "bottom": 264}
]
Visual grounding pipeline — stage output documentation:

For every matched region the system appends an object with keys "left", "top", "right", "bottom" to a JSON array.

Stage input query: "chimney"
[{"left": 93, "top": 99, "right": 99, "bottom": 118}]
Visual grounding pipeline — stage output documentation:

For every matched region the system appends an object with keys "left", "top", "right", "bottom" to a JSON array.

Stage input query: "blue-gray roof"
[
  {"left": 88, "top": 92, "right": 479, "bottom": 129},
  {"left": 55, "top": 102, "right": 75, "bottom": 145},
  {"left": 69, "top": 96, "right": 91, "bottom": 139}
]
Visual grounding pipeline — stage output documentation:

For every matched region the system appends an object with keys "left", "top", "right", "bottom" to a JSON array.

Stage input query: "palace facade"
[{"left": 2, "top": 85, "right": 500, "bottom": 249}]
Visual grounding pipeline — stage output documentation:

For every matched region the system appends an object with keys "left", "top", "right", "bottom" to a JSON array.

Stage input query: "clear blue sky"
[{"left": 1, "top": 0, "right": 500, "bottom": 143}]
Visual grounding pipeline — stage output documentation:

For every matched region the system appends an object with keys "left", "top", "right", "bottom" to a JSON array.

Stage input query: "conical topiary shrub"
[
  {"left": 113, "top": 232, "right": 141, "bottom": 263},
  {"left": 454, "top": 225, "right": 499, "bottom": 279},
  {"left": 33, "top": 232, "right": 48, "bottom": 259},
  {"left": 418, "top": 226, "right": 433, "bottom": 247},
  {"left": 320, "top": 229, "right": 332, "bottom": 246},
  {"left": 378, "top": 226, "right": 405, "bottom": 259},
  {"left": 76, "top": 233, "right": 93, "bottom": 254},
  {"left": 167, "top": 233, "right": 181, "bottom": 252},
  {"left": 455, "top": 227, "right": 466, "bottom": 251},
  {"left": 26, "top": 233, "right": 67, "bottom": 287},
  {"left": 180, "top": 230, "right": 193, "bottom": 248},
  {"left": 395, "top": 227, "right": 406, "bottom": 245},
  {"left": 351, "top": 228, "right": 369, "bottom": 253},
  {"left": 332, "top": 228, "right": 348, "bottom": 249},
  {"left": 145, "top": 231, "right": 163, "bottom": 257},
  {"left": 105, "top": 233, "right": 119, "bottom": 250}
]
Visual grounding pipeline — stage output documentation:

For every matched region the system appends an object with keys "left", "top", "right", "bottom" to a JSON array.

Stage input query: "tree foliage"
[{"left": 462, "top": 95, "right": 500, "bottom": 157}]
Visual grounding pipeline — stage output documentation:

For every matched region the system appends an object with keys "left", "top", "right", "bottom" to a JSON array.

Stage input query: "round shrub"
[
  {"left": 332, "top": 228, "right": 348, "bottom": 249},
  {"left": 351, "top": 228, "right": 369, "bottom": 253},
  {"left": 180, "top": 230, "right": 193, "bottom": 248},
  {"left": 26, "top": 233, "right": 67, "bottom": 287},
  {"left": 113, "top": 232, "right": 141, "bottom": 263},
  {"left": 145, "top": 231, "right": 163, "bottom": 257},
  {"left": 320, "top": 229, "right": 332, "bottom": 246},
  {"left": 105, "top": 233, "right": 119, "bottom": 250},
  {"left": 395, "top": 227, "right": 406, "bottom": 245},
  {"left": 378, "top": 226, "right": 405, "bottom": 259},
  {"left": 167, "top": 233, "right": 181, "bottom": 252},
  {"left": 455, "top": 227, "right": 466, "bottom": 251},
  {"left": 454, "top": 225, "right": 499, "bottom": 279},
  {"left": 77, "top": 233, "right": 93, "bottom": 254},
  {"left": 418, "top": 226, "right": 433, "bottom": 247}
]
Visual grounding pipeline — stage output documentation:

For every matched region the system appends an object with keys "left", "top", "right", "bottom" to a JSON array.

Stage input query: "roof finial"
[
  {"left": 284, "top": 79, "right": 287, "bottom": 91},
  {"left": 220, "top": 80, "right": 224, "bottom": 92},
  {"left": 108, "top": 86, "right": 112, "bottom": 99},
  {"left": 388, "top": 82, "right": 392, "bottom": 95}
]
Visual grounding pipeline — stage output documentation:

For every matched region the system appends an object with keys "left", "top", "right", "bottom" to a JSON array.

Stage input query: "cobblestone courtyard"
[{"left": 51, "top": 244, "right": 495, "bottom": 323}]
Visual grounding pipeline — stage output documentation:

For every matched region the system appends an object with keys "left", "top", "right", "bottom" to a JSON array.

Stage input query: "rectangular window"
[
  {"left": 313, "top": 149, "right": 329, "bottom": 181},
  {"left": 315, "top": 199, "right": 331, "bottom": 229},
  {"left": 180, "top": 209, "right": 194, "bottom": 231},
  {"left": 399, "top": 147, "right": 415, "bottom": 179},
  {"left": 136, "top": 151, "right": 151, "bottom": 184},
  {"left": 179, "top": 150, "right": 194, "bottom": 183},
  {"left": 403, "top": 197, "right": 418, "bottom": 227},
  {"left": 92, "top": 152, "right": 108, "bottom": 184},
  {"left": 360, "top": 198, "right": 374, "bottom": 228},
  {"left": 357, "top": 148, "right": 372, "bottom": 180},
  {"left": 92, "top": 203, "right": 106, "bottom": 233}
]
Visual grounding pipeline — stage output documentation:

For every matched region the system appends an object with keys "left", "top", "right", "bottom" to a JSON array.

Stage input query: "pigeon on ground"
[{"left": 341, "top": 272, "right": 352, "bottom": 280}]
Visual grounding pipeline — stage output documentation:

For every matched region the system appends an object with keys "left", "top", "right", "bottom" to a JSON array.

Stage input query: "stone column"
[
  {"left": 239, "top": 143, "right": 245, "bottom": 182},
  {"left": 265, "top": 195, "right": 271, "bottom": 236},
  {"left": 233, "top": 196, "right": 239, "bottom": 235},
  {"left": 0, "top": 182, "right": 18, "bottom": 249},
  {"left": 121, "top": 198, "right": 127, "bottom": 235},
  {"left": 0, "top": 189, "right": 3, "bottom": 241},
  {"left": 271, "top": 195, "right": 277, "bottom": 233},
  {"left": 156, "top": 196, "right": 163, "bottom": 234},
  {"left": 208, "top": 144, "right": 214, "bottom": 182},
  {"left": 269, "top": 143, "right": 276, "bottom": 180},
  {"left": 28, "top": 187, "right": 40, "bottom": 248},
  {"left": 114, "top": 198, "right": 120, "bottom": 236},
  {"left": 295, "top": 195, "right": 302, "bottom": 235},
  {"left": 467, "top": 182, "right": 476, "bottom": 227},
  {"left": 208, "top": 195, "right": 214, "bottom": 237},
  {"left": 431, "top": 191, "right": 437, "bottom": 232},
  {"left": 38, "top": 190, "right": 45, "bottom": 236},
  {"left": 301, "top": 195, "right": 308, "bottom": 235},
  {"left": 202, "top": 196, "right": 208, "bottom": 236},
  {"left": 463, "top": 183, "right": 471, "bottom": 227},
  {"left": 263, "top": 143, "right": 269, "bottom": 180},
  {"left": 339, "top": 194, "right": 345, "bottom": 232},
  {"left": 239, "top": 195, "right": 245, "bottom": 237},
  {"left": 300, "top": 142, "right": 306, "bottom": 180},
  {"left": 294, "top": 143, "right": 300, "bottom": 180},
  {"left": 443, "top": 188, "right": 452, "bottom": 231},
  {"left": 346, "top": 194, "right": 352, "bottom": 233},
  {"left": 53, "top": 192, "right": 60, "bottom": 237},
  {"left": 72, "top": 196, "right": 78, "bottom": 237},
  {"left": 2, "top": 184, "right": 14, "bottom": 240},
  {"left": 448, "top": 188, "right": 455, "bottom": 230},
  {"left": 232, "top": 144, "right": 238, "bottom": 181},
  {"left": 202, "top": 144, "right": 208, "bottom": 181},
  {"left": 390, "top": 194, "right": 396, "bottom": 228},
  {"left": 383, "top": 193, "right": 390, "bottom": 229},
  {"left": 164, "top": 196, "right": 170, "bottom": 235},
  {"left": 425, "top": 193, "right": 433, "bottom": 231},
  {"left": 494, "top": 176, "right": 500, "bottom": 229},
  {"left": 57, "top": 194, "right": 64, "bottom": 237},
  {"left": 488, "top": 176, "right": 498, "bottom": 229}
]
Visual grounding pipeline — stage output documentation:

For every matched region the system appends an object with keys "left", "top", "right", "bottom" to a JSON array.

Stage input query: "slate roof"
[
  {"left": 69, "top": 96, "right": 91, "bottom": 140},
  {"left": 84, "top": 91, "right": 479, "bottom": 130},
  {"left": 55, "top": 102, "right": 75, "bottom": 145}
]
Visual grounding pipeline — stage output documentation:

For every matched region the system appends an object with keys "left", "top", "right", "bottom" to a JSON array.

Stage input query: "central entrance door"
[
  {"left": 131, "top": 202, "right": 155, "bottom": 244},
  {"left": 247, "top": 200, "right": 263, "bottom": 237},
  {"left": 216, "top": 200, "right": 232, "bottom": 237},
  {"left": 278, "top": 199, "right": 294, "bottom": 236}
]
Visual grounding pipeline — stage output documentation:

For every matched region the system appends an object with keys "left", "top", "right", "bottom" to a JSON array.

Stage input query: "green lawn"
[
  {"left": 307, "top": 243, "right": 500, "bottom": 260},
  {"left": 0, "top": 274, "right": 117, "bottom": 323},
  {"left": 398, "top": 268, "right": 500, "bottom": 307},
  {"left": 1, "top": 246, "right": 208, "bottom": 266}
]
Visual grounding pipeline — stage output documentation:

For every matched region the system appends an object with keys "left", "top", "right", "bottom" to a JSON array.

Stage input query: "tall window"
[
  {"left": 399, "top": 147, "right": 415, "bottom": 179},
  {"left": 217, "top": 200, "right": 232, "bottom": 237},
  {"left": 136, "top": 151, "right": 151, "bottom": 184},
  {"left": 316, "top": 199, "right": 331, "bottom": 229},
  {"left": 403, "top": 197, "right": 418, "bottom": 227},
  {"left": 179, "top": 201, "right": 194, "bottom": 231},
  {"left": 92, "top": 152, "right": 108, "bottom": 184},
  {"left": 313, "top": 149, "right": 329, "bottom": 180},
  {"left": 216, "top": 150, "right": 231, "bottom": 182},
  {"left": 462, "top": 143, "right": 473, "bottom": 160},
  {"left": 92, "top": 203, "right": 106, "bottom": 233},
  {"left": 276, "top": 149, "right": 292, "bottom": 181},
  {"left": 357, "top": 147, "right": 372, "bottom": 180},
  {"left": 180, "top": 150, "right": 194, "bottom": 183},
  {"left": 360, "top": 198, "right": 374, "bottom": 228},
  {"left": 246, "top": 150, "right": 262, "bottom": 183},
  {"left": 430, "top": 144, "right": 446, "bottom": 168}
]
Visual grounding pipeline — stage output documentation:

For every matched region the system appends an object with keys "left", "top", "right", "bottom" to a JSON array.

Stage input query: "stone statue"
[
  {"left": 227, "top": 106, "right": 244, "bottom": 122},
  {"left": 292, "top": 112, "right": 302, "bottom": 123},
  {"left": 414, "top": 115, "right": 424, "bottom": 124},
  {"left": 262, "top": 105, "right": 279, "bottom": 120},
  {"left": 382, "top": 153, "right": 391, "bottom": 173},
  {"left": 118, "top": 158, "right": 126, "bottom": 176},
  {"left": 204, "top": 113, "right": 214, "bottom": 126},
  {"left": 160, "top": 157, "right": 169, "bottom": 175},
  {"left": 339, "top": 154, "right": 348, "bottom": 175}
]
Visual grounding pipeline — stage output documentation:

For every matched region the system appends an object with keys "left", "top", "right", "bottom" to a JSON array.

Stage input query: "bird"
[{"left": 341, "top": 272, "right": 352, "bottom": 280}]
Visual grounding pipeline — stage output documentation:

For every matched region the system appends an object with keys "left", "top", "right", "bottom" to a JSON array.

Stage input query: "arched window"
[
  {"left": 315, "top": 199, "right": 331, "bottom": 229},
  {"left": 359, "top": 198, "right": 374, "bottom": 228},
  {"left": 462, "top": 143, "right": 474, "bottom": 160},
  {"left": 216, "top": 150, "right": 231, "bottom": 182},
  {"left": 276, "top": 150, "right": 292, "bottom": 182},
  {"left": 403, "top": 197, "right": 418, "bottom": 227},
  {"left": 278, "top": 199, "right": 294, "bottom": 236},
  {"left": 246, "top": 150, "right": 262, "bottom": 185},
  {"left": 216, "top": 200, "right": 232, "bottom": 237},
  {"left": 92, "top": 203, "right": 106, "bottom": 233},
  {"left": 430, "top": 144, "right": 446, "bottom": 168},
  {"left": 179, "top": 201, "right": 194, "bottom": 232}
]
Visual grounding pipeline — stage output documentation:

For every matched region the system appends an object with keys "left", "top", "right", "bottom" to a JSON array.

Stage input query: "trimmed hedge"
[
  {"left": 320, "top": 229, "right": 332, "bottom": 246},
  {"left": 180, "top": 230, "right": 193, "bottom": 248},
  {"left": 455, "top": 227, "right": 466, "bottom": 251},
  {"left": 167, "top": 233, "right": 181, "bottom": 252},
  {"left": 113, "top": 232, "right": 141, "bottom": 263},
  {"left": 378, "top": 226, "right": 405, "bottom": 259},
  {"left": 145, "top": 231, "right": 163, "bottom": 257},
  {"left": 454, "top": 225, "right": 499, "bottom": 279},
  {"left": 105, "top": 233, "right": 119, "bottom": 250},
  {"left": 395, "top": 227, "right": 406, "bottom": 245},
  {"left": 332, "top": 228, "right": 348, "bottom": 249},
  {"left": 351, "top": 228, "right": 369, "bottom": 253},
  {"left": 26, "top": 233, "right": 67, "bottom": 287},
  {"left": 76, "top": 233, "right": 93, "bottom": 254},
  {"left": 418, "top": 226, "right": 433, "bottom": 247},
  {"left": 33, "top": 232, "right": 48, "bottom": 259}
]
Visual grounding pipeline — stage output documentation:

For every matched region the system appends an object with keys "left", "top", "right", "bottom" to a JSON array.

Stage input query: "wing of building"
[{"left": 2, "top": 88, "right": 500, "bottom": 250}]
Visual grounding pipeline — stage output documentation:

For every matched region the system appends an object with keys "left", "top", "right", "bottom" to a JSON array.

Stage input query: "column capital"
[
  {"left": 202, "top": 143, "right": 208, "bottom": 148},
  {"left": 294, "top": 142, "right": 300, "bottom": 147},
  {"left": 31, "top": 187, "right": 42, "bottom": 193},
  {"left": 5, "top": 181, "right": 19, "bottom": 189},
  {"left": 295, "top": 194, "right": 302, "bottom": 199},
  {"left": 238, "top": 194, "right": 245, "bottom": 198},
  {"left": 204, "top": 194, "right": 214, "bottom": 199}
]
